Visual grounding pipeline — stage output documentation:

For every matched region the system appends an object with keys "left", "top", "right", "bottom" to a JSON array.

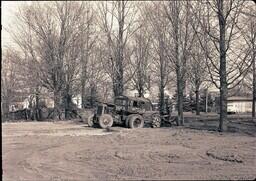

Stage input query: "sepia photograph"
[{"left": 1, "top": 0, "right": 256, "bottom": 180}]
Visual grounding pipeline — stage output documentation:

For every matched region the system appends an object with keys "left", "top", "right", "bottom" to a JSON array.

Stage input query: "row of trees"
[{"left": 2, "top": 1, "right": 255, "bottom": 131}]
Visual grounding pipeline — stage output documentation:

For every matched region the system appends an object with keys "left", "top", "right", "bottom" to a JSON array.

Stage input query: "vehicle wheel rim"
[
  {"left": 103, "top": 118, "right": 109, "bottom": 125},
  {"left": 134, "top": 118, "right": 141, "bottom": 128}
]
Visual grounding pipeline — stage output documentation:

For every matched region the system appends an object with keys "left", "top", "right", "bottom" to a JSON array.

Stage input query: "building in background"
[
  {"left": 227, "top": 97, "right": 254, "bottom": 113},
  {"left": 215, "top": 96, "right": 254, "bottom": 114}
]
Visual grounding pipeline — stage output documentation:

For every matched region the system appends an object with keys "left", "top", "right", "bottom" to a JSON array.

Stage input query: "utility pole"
[{"left": 205, "top": 88, "right": 208, "bottom": 113}]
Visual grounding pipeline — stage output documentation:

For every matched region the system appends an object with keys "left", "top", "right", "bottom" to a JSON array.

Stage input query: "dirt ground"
[{"left": 2, "top": 117, "right": 256, "bottom": 181}]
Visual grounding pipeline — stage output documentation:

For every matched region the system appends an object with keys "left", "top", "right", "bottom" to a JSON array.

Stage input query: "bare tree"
[
  {"left": 190, "top": 0, "right": 252, "bottom": 131},
  {"left": 145, "top": 2, "right": 171, "bottom": 115},
  {"left": 10, "top": 2, "right": 90, "bottom": 119},
  {"left": 86, "top": 44, "right": 110, "bottom": 107},
  {"left": 164, "top": 1, "right": 196, "bottom": 125},
  {"left": 1, "top": 49, "right": 19, "bottom": 120},
  {"left": 98, "top": 1, "right": 139, "bottom": 97},
  {"left": 129, "top": 18, "right": 152, "bottom": 97},
  {"left": 79, "top": 2, "right": 97, "bottom": 108},
  {"left": 188, "top": 38, "right": 209, "bottom": 115}
]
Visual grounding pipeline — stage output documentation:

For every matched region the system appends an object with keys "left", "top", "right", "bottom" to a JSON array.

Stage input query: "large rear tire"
[
  {"left": 99, "top": 114, "right": 114, "bottom": 129},
  {"left": 129, "top": 115, "right": 144, "bottom": 129}
]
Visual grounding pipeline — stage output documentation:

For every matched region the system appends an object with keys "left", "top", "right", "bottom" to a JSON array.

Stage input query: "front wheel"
[
  {"left": 87, "top": 114, "right": 95, "bottom": 127},
  {"left": 129, "top": 115, "right": 144, "bottom": 129},
  {"left": 99, "top": 114, "right": 114, "bottom": 129},
  {"left": 125, "top": 115, "right": 133, "bottom": 128}
]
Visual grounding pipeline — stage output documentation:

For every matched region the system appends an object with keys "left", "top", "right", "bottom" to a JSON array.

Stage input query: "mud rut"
[{"left": 2, "top": 122, "right": 256, "bottom": 180}]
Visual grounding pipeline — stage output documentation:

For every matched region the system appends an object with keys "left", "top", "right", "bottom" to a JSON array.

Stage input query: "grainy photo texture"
[{"left": 2, "top": 1, "right": 256, "bottom": 180}]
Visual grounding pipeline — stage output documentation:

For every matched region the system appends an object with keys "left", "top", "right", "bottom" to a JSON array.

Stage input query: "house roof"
[{"left": 227, "top": 96, "right": 252, "bottom": 102}]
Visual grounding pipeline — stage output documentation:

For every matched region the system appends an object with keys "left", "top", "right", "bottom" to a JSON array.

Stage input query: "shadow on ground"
[
  {"left": 183, "top": 114, "right": 256, "bottom": 136},
  {"left": 59, "top": 112, "right": 256, "bottom": 136}
]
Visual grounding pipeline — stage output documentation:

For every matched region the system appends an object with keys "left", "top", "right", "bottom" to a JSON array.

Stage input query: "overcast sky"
[{"left": 2, "top": 1, "right": 32, "bottom": 47}]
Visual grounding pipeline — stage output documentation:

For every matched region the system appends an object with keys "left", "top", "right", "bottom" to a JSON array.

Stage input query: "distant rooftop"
[{"left": 227, "top": 96, "right": 253, "bottom": 102}]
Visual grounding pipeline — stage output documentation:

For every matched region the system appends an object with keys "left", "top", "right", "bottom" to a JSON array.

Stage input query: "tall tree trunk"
[
  {"left": 195, "top": 89, "right": 200, "bottom": 115},
  {"left": 81, "top": 49, "right": 87, "bottom": 108},
  {"left": 35, "top": 88, "right": 40, "bottom": 121},
  {"left": 3, "top": 89, "right": 10, "bottom": 121},
  {"left": 116, "top": 64, "right": 124, "bottom": 96},
  {"left": 115, "top": 1, "right": 125, "bottom": 97},
  {"left": 81, "top": 20, "right": 90, "bottom": 108},
  {"left": 176, "top": 73, "right": 184, "bottom": 126},
  {"left": 113, "top": 79, "right": 117, "bottom": 97},
  {"left": 53, "top": 90, "right": 62, "bottom": 120},
  {"left": 159, "top": 34, "right": 165, "bottom": 117},
  {"left": 138, "top": 86, "right": 144, "bottom": 97},
  {"left": 175, "top": 51, "right": 184, "bottom": 125},
  {"left": 138, "top": 67, "right": 144, "bottom": 97},
  {"left": 64, "top": 85, "right": 73, "bottom": 119},
  {"left": 173, "top": 2, "right": 184, "bottom": 126},
  {"left": 252, "top": 45, "right": 255, "bottom": 118},
  {"left": 2, "top": 96, "right": 9, "bottom": 121},
  {"left": 113, "top": 73, "right": 123, "bottom": 97},
  {"left": 1, "top": 102, "right": 5, "bottom": 122},
  {"left": 81, "top": 78, "right": 86, "bottom": 108},
  {"left": 205, "top": 89, "right": 208, "bottom": 113},
  {"left": 81, "top": 51, "right": 88, "bottom": 108},
  {"left": 89, "top": 85, "right": 97, "bottom": 108},
  {"left": 218, "top": 0, "right": 228, "bottom": 132},
  {"left": 159, "top": 82, "right": 165, "bottom": 116}
]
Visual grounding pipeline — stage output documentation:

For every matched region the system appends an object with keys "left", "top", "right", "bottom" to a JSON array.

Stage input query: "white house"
[{"left": 227, "top": 96, "right": 255, "bottom": 113}]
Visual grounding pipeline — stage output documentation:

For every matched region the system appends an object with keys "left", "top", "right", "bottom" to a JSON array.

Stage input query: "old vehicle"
[{"left": 88, "top": 95, "right": 161, "bottom": 129}]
